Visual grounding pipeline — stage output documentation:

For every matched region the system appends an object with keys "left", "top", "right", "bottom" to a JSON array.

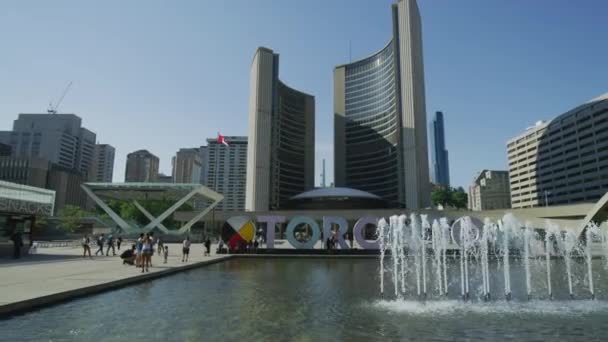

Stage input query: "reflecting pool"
[{"left": 2, "top": 258, "right": 608, "bottom": 341}]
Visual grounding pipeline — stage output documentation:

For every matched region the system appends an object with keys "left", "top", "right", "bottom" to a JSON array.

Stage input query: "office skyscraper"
[
  {"left": 91, "top": 144, "right": 115, "bottom": 182},
  {"left": 246, "top": 47, "right": 315, "bottom": 211},
  {"left": 429, "top": 111, "right": 450, "bottom": 187},
  {"left": 203, "top": 136, "right": 247, "bottom": 211},
  {"left": 334, "top": 0, "right": 430, "bottom": 208},
  {"left": 125, "top": 149, "right": 159, "bottom": 182},
  {"left": 1, "top": 114, "right": 97, "bottom": 179}
]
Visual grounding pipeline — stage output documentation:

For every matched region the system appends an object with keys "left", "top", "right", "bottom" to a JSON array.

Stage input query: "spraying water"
[{"left": 377, "top": 213, "right": 606, "bottom": 303}]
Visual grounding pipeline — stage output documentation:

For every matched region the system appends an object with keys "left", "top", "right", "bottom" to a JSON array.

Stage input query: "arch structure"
[
  {"left": 81, "top": 182, "right": 223, "bottom": 235},
  {"left": 577, "top": 191, "right": 608, "bottom": 237}
]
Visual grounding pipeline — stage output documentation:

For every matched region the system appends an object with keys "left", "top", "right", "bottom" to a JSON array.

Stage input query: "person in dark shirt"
[
  {"left": 10, "top": 231, "right": 23, "bottom": 259},
  {"left": 120, "top": 245, "right": 136, "bottom": 265},
  {"left": 204, "top": 238, "right": 211, "bottom": 256}
]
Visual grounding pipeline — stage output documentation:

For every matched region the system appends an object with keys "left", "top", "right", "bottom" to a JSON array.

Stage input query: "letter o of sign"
[
  {"left": 353, "top": 216, "right": 379, "bottom": 249},
  {"left": 286, "top": 216, "right": 321, "bottom": 249}
]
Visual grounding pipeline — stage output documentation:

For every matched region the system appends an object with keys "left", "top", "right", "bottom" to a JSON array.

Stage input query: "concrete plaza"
[{"left": 0, "top": 243, "right": 229, "bottom": 316}]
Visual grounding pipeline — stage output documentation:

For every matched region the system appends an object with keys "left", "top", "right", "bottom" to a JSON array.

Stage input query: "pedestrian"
[
  {"left": 135, "top": 233, "right": 144, "bottom": 267},
  {"left": 163, "top": 246, "right": 169, "bottom": 264},
  {"left": 82, "top": 235, "right": 92, "bottom": 258},
  {"left": 106, "top": 234, "right": 116, "bottom": 256},
  {"left": 141, "top": 234, "right": 152, "bottom": 273},
  {"left": 349, "top": 233, "right": 354, "bottom": 249},
  {"left": 204, "top": 237, "right": 211, "bottom": 256},
  {"left": 253, "top": 239, "right": 259, "bottom": 253},
  {"left": 10, "top": 231, "right": 23, "bottom": 259},
  {"left": 95, "top": 233, "right": 105, "bottom": 256},
  {"left": 149, "top": 232, "right": 155, "bottom": 267},
  {"left": 157, "top": 237, "right": 164, "bottom": 256},
  {"left": 182, "top": 236, "right": 191, "bottom": 262},
  {"left": 117, "top": 235, "right": 123, "bottom": 250}
]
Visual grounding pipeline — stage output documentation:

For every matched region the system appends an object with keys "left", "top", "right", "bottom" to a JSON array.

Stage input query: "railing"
[{"left": 33, "top": 239, "right": 136, "bottom": 248}]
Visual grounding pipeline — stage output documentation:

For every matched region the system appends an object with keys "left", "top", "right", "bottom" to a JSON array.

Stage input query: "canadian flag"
[{"left": 218, "top": 133, "right": 230, "bottom": 146}]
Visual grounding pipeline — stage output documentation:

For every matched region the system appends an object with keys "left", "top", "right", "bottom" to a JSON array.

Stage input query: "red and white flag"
[{"left": 218, "top": 133, "right": 230, "bottom": 146}]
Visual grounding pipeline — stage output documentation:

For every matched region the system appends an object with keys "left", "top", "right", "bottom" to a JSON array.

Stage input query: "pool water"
[{"left": 2, "top": 258, "right": 608, "bottom": 341}]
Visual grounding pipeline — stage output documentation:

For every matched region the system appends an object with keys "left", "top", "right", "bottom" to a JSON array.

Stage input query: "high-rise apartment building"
[
  {"left": 91, "top": 144, "right": 115, "bottom": 182},
  {"left": 199, "top": 146, "right": 208, "bottom": 185},
  {"left": 507, "top": 93, "right": 608, "bottom": 208},
  {"left": 172, "top": 148, "right": 202, "bottom": 184},
  {"left": 203, "top": 136, "right": 247, "bottom": 211},
  {"left": 429, "top": 111, "right": 450, "bottom": 187},
  {"left": 334, "top": 0, "right": 430, "bottom": 209},
  {"left": 468, "top": 170, "right": 511, "bottom": 211},
  {"left": 0, "top": 114, "right": 97, "bottom": 179},
  {"left": 125, "top": 149, "right": 159, "bottom": 182},
  {"left": 246, "top": 47, "right": 315, "bottom": 211}
]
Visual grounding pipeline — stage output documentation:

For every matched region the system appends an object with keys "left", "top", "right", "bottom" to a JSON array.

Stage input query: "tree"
[
  {"left": 431, "top": 187, "right": 451, "bottom": 207},
  {"left": 450, "top": 187, "right": 468, "bottom": 209},
  {"left": 57, "top": 205, "right": 85, "bottom": 232}
]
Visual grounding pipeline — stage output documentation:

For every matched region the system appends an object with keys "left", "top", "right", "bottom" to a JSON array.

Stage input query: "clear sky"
[{"left": 1, "top": 0, "right": 606, "bottom": 188}]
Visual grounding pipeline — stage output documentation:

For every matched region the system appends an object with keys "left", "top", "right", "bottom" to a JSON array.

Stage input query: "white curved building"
[
  {"left": 508, "top": 93, "right": 608, "bottom": 208},
  {"left": 334, "top": 0, "right": 430, "bottom": 209},
  {"left": 246, "top": 47, "right": 315, "bottom": 211}
]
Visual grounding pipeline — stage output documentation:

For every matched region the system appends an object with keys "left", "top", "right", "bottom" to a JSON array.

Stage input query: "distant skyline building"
[
  {"left": 507, "top": 93, "right": 608, "bottom": 208},
  {"left": 203, "top": 136, "right": 247, "bottom": 211},
  {"left": 157, "top": 173, "right": 173, "bottom": 183},
  {"left": 172, "top": 148, "right": 202, "bottom": 184},
  {"left": 0, "top": 114, "right": 97, "bottom": 179},
  {"left": 246, "top": 47, "right": 315, "bottom": 211},
  {"left": 91, "top": 144, "right": 115, "bottom": 182},
  {"left": 468, "top": 170, "right": 511, "bottom": 211},
  {"left": 429, "top": 111, "right": 450, "bottom": 187},
  {"left": 0, "top": 156, "right": 87, "bottom": 211},
  {"left": 0, "top": 143, "right": 11, "bottom": 157},
  {"left": 125, "top": 149, "right": 159, "bottom": 182},
  {"left": 334, "top": 0, "right": 430, "bottom": 209}
]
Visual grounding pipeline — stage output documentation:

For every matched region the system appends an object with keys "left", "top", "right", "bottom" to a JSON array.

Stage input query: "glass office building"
[{"left": 334, "top": 0, "right": 430, "bottom": 209}]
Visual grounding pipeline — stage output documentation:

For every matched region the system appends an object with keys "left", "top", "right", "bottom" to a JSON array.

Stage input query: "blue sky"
[{"left": 1, "top": 0, "right": 606, "bottom": 188}]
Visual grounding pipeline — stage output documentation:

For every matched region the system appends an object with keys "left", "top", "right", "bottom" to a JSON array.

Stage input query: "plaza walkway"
[{"left": 0, "top": 243, "right": 230, "bottom": 316}]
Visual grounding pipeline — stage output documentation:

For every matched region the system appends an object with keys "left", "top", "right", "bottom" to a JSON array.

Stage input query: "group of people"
[
  {"left": 81, "top": 232, "right": 213, "bottom": 271},
  {"left": 81, "top": 233, "right": 123, "bottom": 258},
  {"left": 325, "top": 233, "right": 355, "bottom": 251}
]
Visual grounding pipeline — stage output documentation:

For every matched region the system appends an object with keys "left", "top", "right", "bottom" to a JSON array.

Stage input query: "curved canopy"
[{"left": 290, "top": 187, "right": 383, "bottom": 200}]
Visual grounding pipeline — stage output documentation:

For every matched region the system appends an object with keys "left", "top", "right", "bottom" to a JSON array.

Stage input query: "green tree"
[
  {"left": 431, "top": 187, "right": 451, "bottom": 207},
  {"left": 450, "top": 187, "right": 468, "bottom": 209},
  {"left": 57, "top": 205, "right": 85, "bottom": 232}
]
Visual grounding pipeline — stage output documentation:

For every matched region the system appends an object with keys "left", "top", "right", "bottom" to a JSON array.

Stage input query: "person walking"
[
  {"left": 82, "top": 235, "right": 92, "bottom": 258},
  {"left": 117, "top": 235, "right": 123, "bottom": 250},
  {"left": 106, "top": 234, "right": 116, "bottom": 256},
  {"left": 182, "top": 236, "right": 191, "bottom": 262},
  {"left": 10, "top": 231, "right": 23, "bottom": 259},
  {"left": 148, "top": 232, "right": 155, "bottom": 267},
  {"left": 157, "top": 237, "right": 164, "bottom": 256},
  {"left": 95, "top": 233, "right": 105, "bottom": 256},
  {"left": 163, "top": 246, "right": 169, "bottom": 264},
  {"left": 204, "top": 238, "right": 211, "bottom": 256},
  {"left": 135, "top": 233, "right": 144, "bottom": 267}
]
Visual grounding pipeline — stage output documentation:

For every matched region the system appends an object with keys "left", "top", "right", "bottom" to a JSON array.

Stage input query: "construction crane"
[{"left": 47, "top": 81, "right": 73, "bottom": 114}]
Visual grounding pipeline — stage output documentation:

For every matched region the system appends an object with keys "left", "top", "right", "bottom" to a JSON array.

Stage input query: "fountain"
[{"left": 377, "top": 213, "right": 608, "bottom": 302}]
